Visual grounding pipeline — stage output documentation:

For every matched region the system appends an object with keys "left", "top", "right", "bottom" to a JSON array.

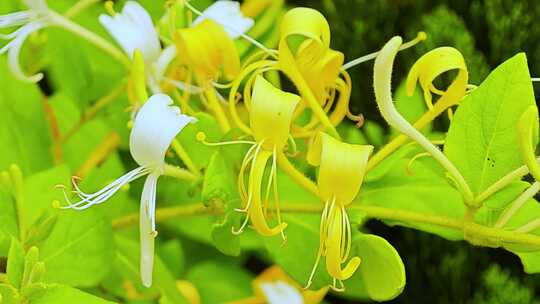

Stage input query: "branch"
[{"left": 111, "top": 201, "right": 540, "bottom": 248}]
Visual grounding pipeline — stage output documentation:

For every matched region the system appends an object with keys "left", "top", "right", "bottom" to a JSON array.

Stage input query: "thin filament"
[
  {"left": 183, "top": 0, "right": 276, "bottom": 58},
  {"left": 342, "top": 32, "right": 427, "bottom": 70}
]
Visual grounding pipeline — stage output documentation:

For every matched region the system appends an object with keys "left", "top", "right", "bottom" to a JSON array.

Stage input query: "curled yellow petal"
[
  {"left": 277, "top": 7, "right": 339, "bottom": 138},
  {"left": 250, "top": 76, "right": 300, "bottom": 151},
  {"left": 308, "top": 132, "right": 373, "bottom": 206},
  {"left": 517, "top": 106, "right": 540, "bottom": 181},
  {"left": 406, "top": 47, "right": 468, "bottom": 109},
  {"left": 325, "top": 207, "right": 360, "bottom": 282},
  {"left": 175, "top": 19, "right": 240, "bottom": 83}
]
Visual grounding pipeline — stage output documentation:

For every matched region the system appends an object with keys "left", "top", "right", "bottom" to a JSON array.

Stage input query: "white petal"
[
  {"left": 140, "top": 173, "right": 159, "bottom": 287},
  {"left": 192, "top": 0, "right": 254, "bottom": 39},
  {"left": 98, "top": 1, "right": 160, "bottom": 63},
  {"left": 5, "top": 21, "right": 45, "bottom": 83},
  {"left": 23, "top": 0, "right": 48, "bottom": 11},
  {"left": 260, "top": 281, "right": 304, "bottom": 304},
  {"left": 153, "top": 45, "right": 177, "bottom": 81},
  {"left": 129, "top": 94, "right": 196, "bottom": 168},
  {"left": 0, "top": 11, "right": 33, "bottom": 28}
]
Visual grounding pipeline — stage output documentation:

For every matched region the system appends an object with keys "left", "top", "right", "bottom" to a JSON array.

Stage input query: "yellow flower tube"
[
  {"left": 278, "top": 8, "right": 342, "bottom": 138},
  {"left": 305, "top": 132, "right": 373, "bottom": 291},
  {"left": 406, "top": 47, "right": 468, "bottom": 113},
  {"left": 201, "top": 76, "right": 300, "bottom": 238},
  {"left": 175, "top": 19, "right": 241, "bottom": 132}
]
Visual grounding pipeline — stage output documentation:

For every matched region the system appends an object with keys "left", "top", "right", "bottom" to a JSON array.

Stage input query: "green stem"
[
  {"left": 516, "top": 218, "right": 540, "bottom": 233},
  {"left": 171, "top": 139, "right": 201, "bottom": 178},
  {"left": 64, "top": 0, "right": 101, "bottom": 18},
  {"left": 474, "top": 157, "right": 540, "bottom": 203},
  {"left": 112, "top": 203, "right": 219, "bottom": 229},
  {"left": 49, "top": 11, "right": 130, "bottom": 68},
  {"left": 111, "top": 201, "right": 540, "bottom": 248},
  {"left": 495, "top": 181, "right": 540, "bottom": 228},
  {"left": 163, "top": 164, "right": 198, "bottom": 182}
]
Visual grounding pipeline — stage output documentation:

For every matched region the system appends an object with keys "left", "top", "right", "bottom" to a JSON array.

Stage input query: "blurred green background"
[{"left": 289, "top": 0, "right": 540, "bottom": 303}]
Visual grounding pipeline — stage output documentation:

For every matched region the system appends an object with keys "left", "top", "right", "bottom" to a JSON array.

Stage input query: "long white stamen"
[
  {"left": 532, "top": 77, "right": 540, "bottom": 82},
  {"left": 184, "top": 0, "right": 276, "bottom": 58},
  {"left": 70, "top": 166, "right": 148, "bottom": 200},
  {"left": 163, "top": 77, "right": 204, "bottom": 93},
  {"left": 61, "top": 166, "right": 150, "bottom": 210},
  {"left": 0, "top": 11, "right": 33, "bottom": 28}
]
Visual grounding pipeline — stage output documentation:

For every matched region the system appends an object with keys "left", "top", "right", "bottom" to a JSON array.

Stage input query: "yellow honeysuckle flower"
[
  {"left": 175, "top": 19, "right": 240, "bottom": 86},
  {"left": 406, "top": 47, "right": 468, "bottom": 118},
  {"left": 199, "top": 76, "right": 299, "bottom": 238},
  {"left": 229, "top": 7, "right": 348, "bottom": 139},
  {"left": 305, "top": 132, "right": 373, "bottom": 291}
]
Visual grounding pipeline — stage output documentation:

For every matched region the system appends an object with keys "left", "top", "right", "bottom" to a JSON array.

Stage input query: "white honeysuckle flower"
[
  {"left": 260, "top": 281, "right": 304, "bottom": 304},
  {"left": 99, "top": 1, "right": 160, "bottom": 64},
  {"left": 60, "top": 94, "right": 196, "bottom": 287},
  {"left": 0, "top": 0, "right": 52, "bottom": 82},
  {"left": 192, "top": 0, "right": 254, "bottom": 39},
  {"left": 99, "top": 1, "right": 195, "bottom": 94}
]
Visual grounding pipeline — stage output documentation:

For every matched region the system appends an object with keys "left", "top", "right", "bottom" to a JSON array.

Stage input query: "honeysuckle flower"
[
  {"left": 198, "top": 76, "right": 299, "bottom": 238},
  {"left": 250, "top": 266, "right": 327, "bottom": 304},
  {"left": 374, "top": 36, "right": 474, "bottom": 203},
  {"left": 99, "top": 1, "right": 180, "bottom": 94},
  {"left": 175, "top": 18, "right": 243, "bottom": 132},
  {"left": 305, "top": 132, "right": 373, "bottom": 291},
  {"left": 0, "top": 0, "right": 51, "bottom": 82},
  {"left": 59, "top": 94, "right": 196, "bottom": 287},
  {"left": 192, "top": 0, "right": 253, "bottom": 39},
  {"left": 406, "top": 47, "right": 468, "bottom": 118}
]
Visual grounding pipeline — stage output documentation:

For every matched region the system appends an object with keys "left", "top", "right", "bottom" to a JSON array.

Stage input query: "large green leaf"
[
  {"left": 264, "top": 213, "right": 332, "bottom": 290},
  {"left": 344, "top": 234, "right": 405, "bottom": 301},
  {"left": 0, "top": 58, "right": 52, "bottom": 175},
  {"left": 444, "top": 53, "right": 536, "bottom": 194},
  {"left": 360, "top": 157, "right": 465, "bottom": 240},
  {"left": 186, "top": 260, "right": 254, "bottom": 304},
  {"left": 113, "top": 235, "right": 187, "bottom": 303},
  {"left": 38, "top": 208, "right": 114, "bottom": 287},
  {"left": 29, "top": 284, "right": 115, "bottom": 304}
]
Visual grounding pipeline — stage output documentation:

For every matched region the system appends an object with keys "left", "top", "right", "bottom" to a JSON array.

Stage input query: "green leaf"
[
  {"left": 211, "top": 212, "right": 241, "bottom": 257},
  {"left": 361, "top": 157, "right": 465, "bottom": 240},
  {"left": 344, "top": 234, "right": 406, "bottom": 301},
  {"left": 114, "top": 235, "right": 187, "bottom": 303},
  {"left": 159, "top": 240, "right": 185, "bottom": 278},
  {"left": 22, "top": 165, "right": 70, "bottom": 230},
  {"left": 6, "top": 238, "right": 25, "bottom": 289},
  {"left": 0, "top": 284, "right": 19, "bottom": 304},
  {"left": 0, "top": 58, "right": 52, "bottom": 175},
  {"left": 28, "top": 284, "right": 115, "bottom": 304},
  {"left": 38, "top": 208, "right": 114, "bottom": 287},
  {"left": 393, "top": 82, "right": 430, "bottom": 133},
  {"left": 0, "top": 191, "right": 18, "bottom": 255},
  {"left": 513, "top": 251, "right": 540, "bottom": 274},
  {"left": 264, "top": 213, "right": 332, "bottom": 289},
  {"left": 444, "top": 53, "right": 536, "bottom": 194},
  {"left": 177, "top": 112, "right": 223, "bottom": 169},
  {"left": 202, "top": 151, "right": 237, "bottom": 206},
  {"left": 474, "top": 181, "right": 529, "bottom": 227},
  {"left": 186, "top": 261, "right": 254, "bottom": 304}
]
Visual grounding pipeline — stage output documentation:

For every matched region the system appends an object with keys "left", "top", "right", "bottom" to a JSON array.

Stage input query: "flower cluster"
[{"left": 0, "top": 0, "right": 448, "bottom": 296}]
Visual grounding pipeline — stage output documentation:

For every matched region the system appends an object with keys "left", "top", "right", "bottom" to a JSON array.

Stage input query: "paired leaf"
[{"left": 444, "top": 53, "right": 537, "bottom": 195}]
